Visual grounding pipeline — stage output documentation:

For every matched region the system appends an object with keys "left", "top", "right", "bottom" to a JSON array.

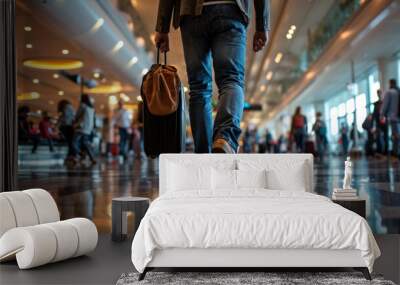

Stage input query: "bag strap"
[{"left": 156, "top": 48, "right": 167, "bottom": 65}]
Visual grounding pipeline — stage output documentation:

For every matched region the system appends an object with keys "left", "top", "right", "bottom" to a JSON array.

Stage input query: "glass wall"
[{"left": 325, "top": 67, "right": 379, "bottom": 150}]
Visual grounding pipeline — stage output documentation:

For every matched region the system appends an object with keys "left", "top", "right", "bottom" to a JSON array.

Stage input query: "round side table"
[{"left": 111, "top": 197, "right": 150, "bottom": 242}]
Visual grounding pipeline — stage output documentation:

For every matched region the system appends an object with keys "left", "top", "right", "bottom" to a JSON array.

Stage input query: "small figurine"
[{"left": 342, "top": 156, "right": 352, "bottom": 190}]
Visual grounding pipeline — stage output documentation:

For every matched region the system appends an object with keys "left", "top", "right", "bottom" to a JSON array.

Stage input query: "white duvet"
[{"left": 131, "top": 190, "right": 380, "bottom": 273}]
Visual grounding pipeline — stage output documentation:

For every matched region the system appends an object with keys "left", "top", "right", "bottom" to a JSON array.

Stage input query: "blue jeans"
[
  {"left": 119, "top": 128, "right": 128, "bottom": 157},
  {"left": 72, "top": 132, "right": 95, "bottom": 161},
  {"left": 390, "top": 121, "right": 399, "bottom": 157},
  {"left": 180, "top": 4, "right": 246, "bottom": 153}
]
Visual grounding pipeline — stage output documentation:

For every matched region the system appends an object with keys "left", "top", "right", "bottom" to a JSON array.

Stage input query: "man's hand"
[
  {"left": 253, "top": 31, "right": 269, "bottom": 52},
  {"left": 155, "top": 32, "right": 169, "bottom": 52}
]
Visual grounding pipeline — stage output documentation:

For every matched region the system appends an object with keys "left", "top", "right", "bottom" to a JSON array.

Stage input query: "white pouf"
[{"left": 0, "top": 189, "right": 98, "bottom": 269}]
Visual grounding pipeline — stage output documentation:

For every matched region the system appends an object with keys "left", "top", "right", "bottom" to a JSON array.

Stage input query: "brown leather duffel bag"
[{"left": 141, "top": 51, "right": 180, "bottom": 116}]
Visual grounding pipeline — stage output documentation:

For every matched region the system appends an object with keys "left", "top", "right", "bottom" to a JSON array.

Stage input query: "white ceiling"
[{"left": 267, "top": 0, "right": 400, "bottom": 122}]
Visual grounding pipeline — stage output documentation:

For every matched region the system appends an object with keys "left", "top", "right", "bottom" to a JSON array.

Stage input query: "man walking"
[
  {"left": 155, "top": 0, "right": 270, "bottom": 153},
  {"left": 113, "top": 101, "right": 131, "bottom": 160},
  {"left": 381, "top": 79, "right": 400, "bottom": 159}
]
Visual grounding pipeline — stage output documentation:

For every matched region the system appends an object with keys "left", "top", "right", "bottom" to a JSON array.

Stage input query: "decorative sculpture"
[{"left": 342, "top": 156, "right": 353, "bottom": 190}]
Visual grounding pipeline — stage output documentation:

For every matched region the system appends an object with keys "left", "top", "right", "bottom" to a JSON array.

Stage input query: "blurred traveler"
[
  {"left": 101, "top": 118, "right": 113, "bottom": 158},
  {"left": 372, "top": 90, "right": 388, "bottom": 155},
  {"left": 155, "top": 0, "right": 270, "bottom": 153},
  {"left": 58, "top": 100, "right": 75, "bottom": 159},
  {"left": 252, "top": 127, "right": 260, "bottom": 153},
  {"left": 349, "top": 125, "right": 360, "bottom": 150},
  {"left": 37, "top": 111, "right": 54, "bottom": 153},
  {"left": 242, "top": 128, "right": 252, "bottom": 153},
  {"left": 72, "top": 94, "right": 96, "bottom": 164},
  {"left": 131, "top": 122, "right": 142, "bottom": 159},
  {"left": 29, "top": 122, "right": 41, "bottom": 154},
  {"left": 362, "top": 114, "right": 374, "bottom": 156},
  {"left": 340, "top": 123, "right": 349, "bottom": 156},
  {"left": 113, "top": 101, "right": 131, "bottom": 161},
  {"left": 290, "top": 106, "right": 307, "bottom": 153},
  {"left": 265, "top": 128, "right": 273, "bottom": 153},
  {"left": 381, "top": 79, "right": 400, "bottom": 159},
  {"left": 18, "top": 106, "right": 30, "bottom": 143},
  {"left": 312, "top": 112, "right": 328, "bottom": 160},
  {"left": 276, "top": 135, "right": 284, "bottom": 153}
]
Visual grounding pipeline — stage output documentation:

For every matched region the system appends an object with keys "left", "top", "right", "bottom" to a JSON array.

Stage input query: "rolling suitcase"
[{"left": 141, "top": 50, "right": 186, "bottom": 158}]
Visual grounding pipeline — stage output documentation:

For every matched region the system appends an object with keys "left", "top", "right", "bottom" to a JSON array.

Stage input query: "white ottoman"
[{"left": 0, "top": 189, "right": 98, "bottom": 269}]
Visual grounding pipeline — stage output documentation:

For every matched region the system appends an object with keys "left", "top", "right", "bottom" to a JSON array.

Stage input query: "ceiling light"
[
  {"left": 62, "top": 49, "right": 69, "bottom": 55},
  {"left": 108, "top": 95, "right": 118, "bottom": 106},
  {"left": 85, "top": 83, "right": 122, "bottom": 94},
  {"left": 53, "top": 73, "right": 59, "bottom": 79},
  {"left": 288, "top": 29, "right": 294, "bottom": 35},
  {"left": 32, "top": 78, "right": 39, "bottom": 84},
  {"left": 136, "top": 95, "right": 143, "bottom": 102},
  {"left": 141, "top": 68, "right": 148, "bottom": 75},
  {"left": 111, "top": 41, "right": 124, "bottom": 53},
  {"left": 286, "top": 33, "right": 293, "bottom": 39},
  {"left": 93, "top": 72, "right": 100, "bottom": 79},
  {"left": 274, "top": 52, "right": 283, "bottom": 63},
  {"left": 290, "top": 25, "right": 296, "bottom": 30},
  {"left": 24, "top": 26, "right": 32, "bottom": 32},
  {"left": 340, "top": 30, "right": 352, "bottom": 40},
  {"left": 90, "top": 18, "right": 104, "bottom": 33},
  {"left": 26, "top": 43, "right": 33, "bottom": 49},
  {"left": 127, "top": 56, "right": 138, "bottom": 67},
  {"left": 266, "top": 71, "right": 273, "bottom": 80},
  {"left": 128, "top": 22, "right": 134, "bottom": 32},
  {"left": 58, "top": 90, "right": 64, "bottom": 96},
  {"left": 306, "top": 71, "right": 315, "bottom": 80},
  {"left": 120, "top": 93, "right": 130, "bottom": 102},
  {"left": 260, "top": 85, "right": 266, "bottom": 92},
  {"left": 17, "top": 92, "right": 40, "bottom": 101},
  {"left": 136, "top": 37, "right": 145, "bottom": 47},
  {"left": 24, "top": 59, "right": 84, "bottom": 70}
]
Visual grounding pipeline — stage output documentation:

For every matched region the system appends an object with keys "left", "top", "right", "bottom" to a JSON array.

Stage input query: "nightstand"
[
  {"left": 332, "top": 199, "right": 366, "bottom": 218},
  {"left": 112, "top": 197, "right": 150, "bottom": 242}
]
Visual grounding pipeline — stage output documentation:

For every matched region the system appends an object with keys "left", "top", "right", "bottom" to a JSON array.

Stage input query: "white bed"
[{"left": 131, "top": 154, "right": 380, "bottom": 280}]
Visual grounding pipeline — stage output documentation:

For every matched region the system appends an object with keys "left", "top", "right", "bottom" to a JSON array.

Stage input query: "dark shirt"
[{"left": 156, "top": 0, "right": 270, "bottom": 33}]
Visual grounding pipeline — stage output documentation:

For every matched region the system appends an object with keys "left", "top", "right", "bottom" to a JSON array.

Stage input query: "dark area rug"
[{"left": 116, "top": 271, "right": 396, "bottom": 285}]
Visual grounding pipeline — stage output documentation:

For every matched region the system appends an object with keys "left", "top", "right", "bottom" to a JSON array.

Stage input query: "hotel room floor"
[
  {"left": 1, "top": 155, "right": 398, "bottom": 284},
  {"left": 0, "top": 234, "right": 398, "bottom": 285}
]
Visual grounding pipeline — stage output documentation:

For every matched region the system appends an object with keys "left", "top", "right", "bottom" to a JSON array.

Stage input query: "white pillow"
[
  {"left": 167, "top": 162, "right": 212, "bottom": 191},
  {"left": 212, "top": 168, "right": 237, "bottom": 191},
  {"left": 236, "top": 169, "right": 267, "bottom": 189},
  {"left": 266, "top": 166, "right": 306, "bottom": 191},
  {"left": 238, "top": 159, "right": 308, "bottom": 191}
]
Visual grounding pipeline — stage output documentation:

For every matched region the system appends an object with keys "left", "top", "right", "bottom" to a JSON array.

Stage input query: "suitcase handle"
[{"left": 156, "top": 48, "right": 167, "bottom": 65}]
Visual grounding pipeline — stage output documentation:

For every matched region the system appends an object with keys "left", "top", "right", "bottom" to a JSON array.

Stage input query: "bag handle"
[{"left": 156, "top": 48, "right": 167, "bottom": 65}]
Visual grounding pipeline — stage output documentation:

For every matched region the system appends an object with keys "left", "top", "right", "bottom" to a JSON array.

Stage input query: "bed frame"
[
  {"left": 139, "top": 248, "right": 371, "bottom": 280},
  {"left": 138, "top": 154, "right": 371, "bottom": 281}
]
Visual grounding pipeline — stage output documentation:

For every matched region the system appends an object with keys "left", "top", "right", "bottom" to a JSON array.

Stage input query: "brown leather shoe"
[{"left": 212, "top": 138, "right": 236, "bottom": 154}]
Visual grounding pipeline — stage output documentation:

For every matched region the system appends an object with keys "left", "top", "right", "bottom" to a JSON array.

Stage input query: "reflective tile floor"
[{"left": 17, "top": 154, "right": 400, "bottom": 234}]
